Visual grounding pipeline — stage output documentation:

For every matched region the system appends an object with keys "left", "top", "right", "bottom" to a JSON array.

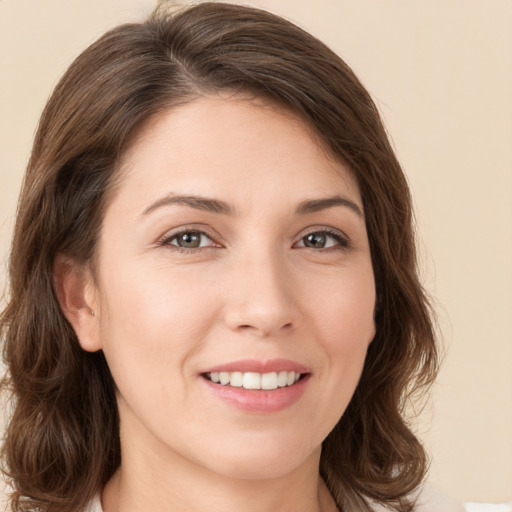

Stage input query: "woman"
[{"left": 1, "top": 2, "right": 442, "bottom": 511}]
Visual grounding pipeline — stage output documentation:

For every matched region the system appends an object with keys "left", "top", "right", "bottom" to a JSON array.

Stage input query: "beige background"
[{"left": 1, "top": 0, "right": 511, "bottom": 505}]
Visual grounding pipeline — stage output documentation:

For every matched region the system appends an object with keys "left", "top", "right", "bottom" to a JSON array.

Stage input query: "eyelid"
[
  {"left": 293, "top": 226, "right": 351, "bottom": 249},
  {"left": 156, "top": 225, "right": 223, "bottom": 250},
  {"left": 155, "top": 224, "right": 351, "bottom": 252}
]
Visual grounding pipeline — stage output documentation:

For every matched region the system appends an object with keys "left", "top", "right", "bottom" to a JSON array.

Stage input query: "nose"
[{"left": 223, "top": 251, "right": 301, "bottom": 337}]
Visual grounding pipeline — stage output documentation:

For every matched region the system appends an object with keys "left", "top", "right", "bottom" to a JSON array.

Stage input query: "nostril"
[
  {"left": 236, "top": 321, "right": 293, "bottom": 334},
  {"left": 223, "top": 299, "right": 300, "bottom": 336}
]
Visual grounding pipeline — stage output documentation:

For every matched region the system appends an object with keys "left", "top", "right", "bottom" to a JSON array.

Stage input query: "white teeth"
[
  {"left": 206, "top": 370, "right": 302, "bottom": 390},
  {"left": 243, "top": 372, "right": 261, "bottom": 389},
  {"left": 230, "top": 371, "right": 243, "bottom": 387},
  {"left": 261, "top": 372, "right": 278, "bottom": 390},
  {"left": 277, "top": 371, "right": 288, "bottom": 387}
]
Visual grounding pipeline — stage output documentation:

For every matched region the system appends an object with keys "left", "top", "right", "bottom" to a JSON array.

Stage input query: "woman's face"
[{"left": 87, "top": 96, "right": 376, "bottom": 480}]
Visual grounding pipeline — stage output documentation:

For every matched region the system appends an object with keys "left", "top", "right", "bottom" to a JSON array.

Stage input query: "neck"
[
  {"left": 103, "top": 465, "right": 337, "bottom": 512},
  {"left": 101, "top": 416, "right": 338, "bottom": 512}
]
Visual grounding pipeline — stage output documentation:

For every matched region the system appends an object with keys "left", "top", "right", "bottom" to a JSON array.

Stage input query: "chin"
[{"left": 200, "top": 438, "right": 320, "bottom": 481}]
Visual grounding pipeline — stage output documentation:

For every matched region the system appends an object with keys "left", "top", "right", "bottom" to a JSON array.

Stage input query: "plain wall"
[{"left": 1, "top": 0, "right": 511, "bottom": 505}]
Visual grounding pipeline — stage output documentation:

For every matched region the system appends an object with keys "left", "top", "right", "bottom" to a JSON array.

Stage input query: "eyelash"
[
  {"left": 294, "top": 228, "right": 350, "bottom": 251},
  {"left": 158, "top": 226, "right": 351, "bottom": 254},
  {"left": 157, "top": 229, "right": 220, "bottom": 254}
]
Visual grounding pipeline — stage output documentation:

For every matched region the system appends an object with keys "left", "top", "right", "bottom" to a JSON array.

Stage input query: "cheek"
[
  {"left": 308, "top": 268, "right": 375, "bottom": 405},
  {"left": 96, "top": 261, "right": 221, "bottom": 392},
  {"left": 312, "top": 266, "right": 376, "bottom": 346}
]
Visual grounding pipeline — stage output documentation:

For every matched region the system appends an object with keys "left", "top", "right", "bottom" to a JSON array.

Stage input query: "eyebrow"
[
  {"left": 295, "top": 195, "right": 364, "bottom": 217},
  {"left": 141, "top": 193, "right": 363, "bottom": 218},
  {"left": 141, "top": 194, "right": 237, "bottom": 216}
]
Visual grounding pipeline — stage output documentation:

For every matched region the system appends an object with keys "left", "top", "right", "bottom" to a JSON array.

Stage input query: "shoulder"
[
  {"left": 370, "top": 483, "right": 465, "bottom": 512},
  {"left": 84, "top": 492, "right": 103, "bottom": 512},
  {"left": 415, "top": 482, "right": 466, "bottom": 512}
]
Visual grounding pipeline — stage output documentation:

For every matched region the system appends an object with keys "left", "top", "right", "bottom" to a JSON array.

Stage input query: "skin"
[{"left": 57, "top": 95, "right": 376, "bottom": 512}]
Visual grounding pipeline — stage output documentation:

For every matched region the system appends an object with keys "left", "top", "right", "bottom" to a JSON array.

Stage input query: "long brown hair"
[{"left": 1, "top": 3, "right": 438, "bottom": 511}]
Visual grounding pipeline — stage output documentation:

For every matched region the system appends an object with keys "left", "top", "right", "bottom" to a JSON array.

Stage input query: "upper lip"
[{"left": 201, "top": 358, "right": 311, "bottom": 375}]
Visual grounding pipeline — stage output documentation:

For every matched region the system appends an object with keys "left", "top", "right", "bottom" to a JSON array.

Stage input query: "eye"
[
  {"left": 163, "top": 230, "right": 216, "bottom": 250},
  {"left": 295, "top": 230, "right": 348, "bottom": 250}
]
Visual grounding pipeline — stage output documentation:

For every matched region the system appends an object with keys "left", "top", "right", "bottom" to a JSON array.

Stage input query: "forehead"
[{"left": 111, "top": 95, "right": 361, "bottom": 212}]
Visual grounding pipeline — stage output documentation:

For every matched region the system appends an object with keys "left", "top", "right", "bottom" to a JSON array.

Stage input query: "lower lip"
[{"left": 201, "top": 375, "right": 310, "bottom": 413}]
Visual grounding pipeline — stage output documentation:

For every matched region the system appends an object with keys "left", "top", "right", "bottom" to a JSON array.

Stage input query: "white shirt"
[{"left": 84, "top": 493, "right": 102, "bottom": 512}]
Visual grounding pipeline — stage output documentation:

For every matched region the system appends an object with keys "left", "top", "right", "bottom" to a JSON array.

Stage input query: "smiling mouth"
[{"left": 203, "top": 371, "right": 306, "bottom": 390}]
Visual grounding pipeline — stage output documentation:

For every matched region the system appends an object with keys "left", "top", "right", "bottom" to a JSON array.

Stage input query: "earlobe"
[
  {"left": 368, "top": 324, "right": 376, "bottom": 346},
  {"left": 53, "top": 254, "right": 102, "bottom": 352}
]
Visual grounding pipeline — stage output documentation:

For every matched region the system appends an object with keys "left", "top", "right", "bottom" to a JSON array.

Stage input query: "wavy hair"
[{"left": 1, "top": 3, "right": 438, "bottom": 511}]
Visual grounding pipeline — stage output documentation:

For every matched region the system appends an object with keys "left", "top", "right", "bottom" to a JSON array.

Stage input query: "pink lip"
[
  {"left": 202, "top": 358, "right": 311, "bottom": 374},
  {"left": 200, "top": 358, "right": 311, "bottom": 414}
]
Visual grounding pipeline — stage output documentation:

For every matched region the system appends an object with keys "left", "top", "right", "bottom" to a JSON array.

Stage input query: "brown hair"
[{"left": 1, "top": 3, "right": 438, "bottom": 511}]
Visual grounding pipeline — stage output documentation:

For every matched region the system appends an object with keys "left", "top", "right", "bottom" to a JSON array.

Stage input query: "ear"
[
  {"left": 368, "top": 295, "right": 378, "bottom": 346},
  {"left": 368, "top": 321, "right": 376, "bottom": 346},
  {"left": 53, "top": 254, "right": 102, "bottom": 352}
]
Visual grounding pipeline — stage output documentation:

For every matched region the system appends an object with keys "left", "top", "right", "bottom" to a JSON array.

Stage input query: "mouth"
[
  {"left": 202, "top": 370, "right": 306, "bottom": 390},
  {"left": 200, "top": 360, "right": 311, "bottom": 413}
]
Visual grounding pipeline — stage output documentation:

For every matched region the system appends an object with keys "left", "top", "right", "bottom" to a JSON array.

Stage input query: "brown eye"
[
  {"left": 303, "top": 233, "right": 328, "bottom": 248},
  {"left": 295, "top": 230, "right": 348, "bottom": 250},
  {"left": 170, "top": 231, "right": 210, "bottom": 249}
]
